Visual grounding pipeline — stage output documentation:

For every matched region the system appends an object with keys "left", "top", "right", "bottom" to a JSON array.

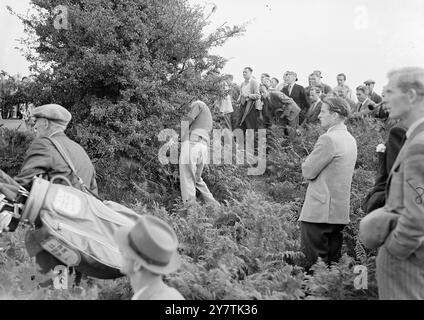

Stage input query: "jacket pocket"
[{"left": 309, "top": 189, "right": 327, "bottom": 204}]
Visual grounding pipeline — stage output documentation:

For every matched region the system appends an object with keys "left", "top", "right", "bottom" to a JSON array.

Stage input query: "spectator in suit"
[
  {"left": 115, "top": 215, "right": 184, "bottom": 300},
  {"left": 260, "top": 83, "right": 300, "bottom": 138},
  {"left": 334, "top": 73, "right": 354, "bottom": 101},
  {"left": 299, "top": 97, "right": 357, "bottom": 269},
  {"left": 363, "top": 123, "right": 407, "bottom": 214},
  {"left": 281, "top": 71, "right": 309, "bottom": 125},
  {"left": 352, "top": 85, "right": 377, "bottom": 116},
  {"left": 364, "top": 79, "right": 383, "bottom": 104},
  {"left": 360, "top": 67, "right": 424, "bottom": 299},
  {"left": 301, "top": 86, "right": 323, "bottom": 126},
  {"left": 238, "top": 67, "right": 261, "bottom": 131}
]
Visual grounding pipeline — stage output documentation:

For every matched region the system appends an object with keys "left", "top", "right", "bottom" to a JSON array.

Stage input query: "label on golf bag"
[
  {"left": 40, "top": 236, "right": 81, "bottom": 267},
  {"left": 52, "top": 189, "right": 82, "bottom": 217}
]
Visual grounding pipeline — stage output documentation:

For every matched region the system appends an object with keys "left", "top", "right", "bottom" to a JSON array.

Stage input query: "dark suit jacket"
[
  {"left": 301, "top": 101, "right": 322, "bottom": 126},
  {"left": 262, "top": 90, "right": 300, "bottom": 129},
  {"left": 363, "top": 125, "right": 407, "bottom": 213},
  {"left": 282, "top": 83, "right": 309, "bottom": 123},
  {"left": 354, "top": 99, "right": 377, "bottom": 114}
]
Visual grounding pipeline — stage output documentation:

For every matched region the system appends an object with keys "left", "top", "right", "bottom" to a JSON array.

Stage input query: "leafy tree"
[{"left": 9, "top": 0, "right": 245, "bottom": 203}]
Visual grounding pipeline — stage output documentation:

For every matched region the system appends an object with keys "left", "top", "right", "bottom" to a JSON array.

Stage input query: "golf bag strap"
[{"left": 45, "top": 136, "right": 103, "bottom": 201}]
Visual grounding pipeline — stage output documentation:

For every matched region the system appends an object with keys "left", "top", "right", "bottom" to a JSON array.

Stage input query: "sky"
[{"left": 2, "top": 0, "right": 424, "bottom": 96}]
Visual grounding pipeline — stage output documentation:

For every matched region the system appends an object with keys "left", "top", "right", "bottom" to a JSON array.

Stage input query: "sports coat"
[
  {"left": 299, "top": 123, "right": 358, "bottom": 224},
  {"left": 360, "top": 120, "right": 424, "bottom": 261},
  {"left": 15, "top": 131, "right": 98, "bottom": 194},
  {"left": 282, "top": 83, "right": 309, "bottom": 114}
]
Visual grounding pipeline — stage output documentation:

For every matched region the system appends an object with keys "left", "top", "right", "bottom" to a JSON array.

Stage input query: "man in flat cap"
[
  {"left": 364, "top": 79, "right": 383, "bottom": 104},
  {"left": 13, "top": 104, "right": 98, "bottom": 278},
  {"left": 14, "top": 104, "right": 98, "bottom": 194}
]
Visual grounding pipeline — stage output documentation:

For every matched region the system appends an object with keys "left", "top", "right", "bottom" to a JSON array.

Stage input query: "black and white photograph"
[{"left": 1, "top": 0, "right": 424, "bottom": 307}]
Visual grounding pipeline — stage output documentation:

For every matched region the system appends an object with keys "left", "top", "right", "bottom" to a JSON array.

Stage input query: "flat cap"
[
  {"left": 364, "top": 79, "right": 376, "bottom": 85},
  {"left": 31, "top": 104, "right": 72, "bottom": 127}
]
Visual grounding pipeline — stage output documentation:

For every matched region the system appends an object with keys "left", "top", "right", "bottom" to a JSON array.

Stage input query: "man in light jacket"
[{"left": 299, "top": 97, "right": 357, "bottom": 269}]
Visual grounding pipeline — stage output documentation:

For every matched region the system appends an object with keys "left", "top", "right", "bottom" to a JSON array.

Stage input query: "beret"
[
  {"left": 31, "top": 104, "right": 72, "bottom": 127},
  {"left": 364, "top": 79, "right": 376, "bottom": 85}
]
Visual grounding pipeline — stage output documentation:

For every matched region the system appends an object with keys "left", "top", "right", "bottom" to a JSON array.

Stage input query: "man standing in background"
[
  {"left": 334, "top": 73, "right": 354, "bottom": 101},
  {"left": 364, "top": 79, "right": 383, "bottom": 104},
  {"left": 238, "top": 67, "right": 261, "bottom": 131},
  {"left": 281, "top": 71, "right": 309, "bottom": 125}
]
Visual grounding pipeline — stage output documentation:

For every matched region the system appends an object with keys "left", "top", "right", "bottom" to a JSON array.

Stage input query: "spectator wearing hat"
[
  {"left": 299, "top": 97, "right": 357, "bottom": 269},
  {"left": 334, "top": 73, "right": 354, "bottom": 101},
  {"left": 14, "top": 103, "right": 98, "bottom": 281},
  {"left": 364, "top": 79, "right": 383, "bottom": 104},
  {"left": 15, "top": 104, "right": 98, "bottom": 194},
  {"left": 115, "top": 215, "right": 184, "bottom": 300},
  {"left": 352, "top": 85, "right": 377, "bottom": 116},
  {"left": 281, "top": 71, "right": 309, "bottom": 125}
]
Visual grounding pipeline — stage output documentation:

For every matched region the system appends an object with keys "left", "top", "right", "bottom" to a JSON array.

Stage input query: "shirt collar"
[
  {"left": 406, "top": 116, "right": 424, "bottom": 139},
  {"left": 362, "top": 97, "right": 369, "bottom": 106},
  {"left": 132, "top": 287, "right": 147, "bottom": 300},
  {"left": 327, "top": 122, "right": 346, "bottom": 133}
]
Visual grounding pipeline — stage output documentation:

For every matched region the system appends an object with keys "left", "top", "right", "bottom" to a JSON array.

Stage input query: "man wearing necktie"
[{"left": 281, "top": 71, "right": 309, "bottom": 125}]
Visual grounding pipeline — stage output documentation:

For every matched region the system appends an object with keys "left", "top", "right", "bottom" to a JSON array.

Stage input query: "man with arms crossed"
[{"left": 299, "top": 97, "right": 357, "bottom": 269}]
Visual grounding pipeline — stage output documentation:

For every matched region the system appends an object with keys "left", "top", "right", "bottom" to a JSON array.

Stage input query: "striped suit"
[{"left": 361, "top": 120, "right": 424, "bottom": 299}]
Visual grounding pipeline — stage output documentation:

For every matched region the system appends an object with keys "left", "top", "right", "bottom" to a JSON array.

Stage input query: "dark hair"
[
  {"left": 261, "top": 73, "right": 270, "bottom": 78},
  {"left": 244, "top": 67, "right": 253, "bottom": 73},
  {"left": 337, "top": 73, "right": 347, "bottom": 80},
  {"left": 322, "top": 97, "right": 350, "bottom": 118},
  {"left": 271, "top": 77, "right": 279, "bottom": 84},
  {"left": 309, "top": 86, "right": 322, "bottom": 95}
]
